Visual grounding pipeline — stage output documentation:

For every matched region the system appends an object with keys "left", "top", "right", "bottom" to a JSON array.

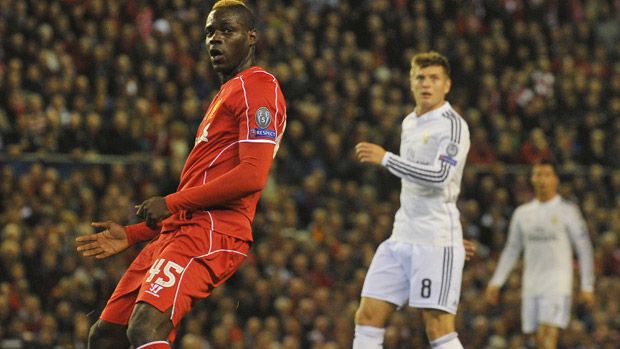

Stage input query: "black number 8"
[{"left": 421, "top": 278, "right": 432, "bottom": 298}]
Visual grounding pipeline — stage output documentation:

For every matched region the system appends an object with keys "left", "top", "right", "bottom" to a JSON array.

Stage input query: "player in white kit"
[
  {"left": 485, "top": 161, "right": 595, "bottom": 349},
  {"left": 354, "top": 52, "right": 470, "bottom": 349}
]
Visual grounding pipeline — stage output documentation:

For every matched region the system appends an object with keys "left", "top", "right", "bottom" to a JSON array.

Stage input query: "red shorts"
[{"left": 100, "top": 222, "right": 250, "bottom": 342}]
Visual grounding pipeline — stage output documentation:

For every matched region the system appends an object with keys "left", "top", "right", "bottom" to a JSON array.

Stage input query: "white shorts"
[
  {"left": 361, "top": 240, "right": 465, "bottom": 314},
  {"left": 521, "top": 295, "right": 572, "bottom": 333}
]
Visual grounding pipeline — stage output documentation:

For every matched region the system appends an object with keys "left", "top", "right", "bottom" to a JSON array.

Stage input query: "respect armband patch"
[
  {"left": 439, "top": 154, "right": 457, "bottom": 166},
  {"left": 250, "top": 128, "right": 276, "bottom": 140}
]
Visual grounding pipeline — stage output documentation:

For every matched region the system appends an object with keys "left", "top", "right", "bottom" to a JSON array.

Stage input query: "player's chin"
[
  {"left": 210, "top": 58, "right": 226, "bottom": 70},
  {"left": 213, "top": 57, "right": 245, "bottom": 75},
  {"left": 211, "top": 62, "right": 224, "bottom": 71}
]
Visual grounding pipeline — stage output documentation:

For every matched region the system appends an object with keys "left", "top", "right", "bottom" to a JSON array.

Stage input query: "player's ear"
[
  {"left": 444, "top": 78, "right": 452, "bottom": 94},
  {"left": 248, "top": 29, "right": 257, "bottom": 46}
]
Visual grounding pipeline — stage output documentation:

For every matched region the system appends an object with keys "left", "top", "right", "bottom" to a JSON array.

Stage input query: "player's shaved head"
[{"left": 211, "top": 0, "right": 256, "bottom": 30}]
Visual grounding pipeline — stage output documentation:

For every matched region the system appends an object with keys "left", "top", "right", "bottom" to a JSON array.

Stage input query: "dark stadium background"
[{"left": 0, "top": 0, "right": 618, "bottom": 348}]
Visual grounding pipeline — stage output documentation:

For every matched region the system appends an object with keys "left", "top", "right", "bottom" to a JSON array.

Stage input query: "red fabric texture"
[
  {"left": 101, "top": 224, "right": 250, "bottom": 342},
  {"left": 125, "top": 222, "right": 160, "bottom": 246}
]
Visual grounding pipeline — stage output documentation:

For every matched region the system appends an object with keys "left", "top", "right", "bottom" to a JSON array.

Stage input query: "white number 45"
[{"left": 146, "top": 258, "right": 184, "bottom": 288}]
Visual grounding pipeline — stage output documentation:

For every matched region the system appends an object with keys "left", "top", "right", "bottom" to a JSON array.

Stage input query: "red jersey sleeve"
[
  {"left": 235, "top": 71, "right": 286, "bottom": 146},
  {"left": 124, "top": 222, "right": 160, "bottom": 246},
  {"left": 164, "top": 142, "right": 274, "bottom": 212}
]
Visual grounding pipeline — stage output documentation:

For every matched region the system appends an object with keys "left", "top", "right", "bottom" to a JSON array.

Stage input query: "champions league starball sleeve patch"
[
  {"left": 250, "top": 107, "right": 276, "bottom": 140},
  {"left": 255, "top": 107, "right": 272, "bottom": 127},
  {"left": 446, "top": 142, "right": 459, "bottom": 157},
  {"left": 439, "top": 142, "right": 459, "bottom": 166}
]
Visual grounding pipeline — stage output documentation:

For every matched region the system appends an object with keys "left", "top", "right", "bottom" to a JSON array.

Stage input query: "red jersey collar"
[{"left": 231, "top": 66, "right": 264, "bottom": 80}]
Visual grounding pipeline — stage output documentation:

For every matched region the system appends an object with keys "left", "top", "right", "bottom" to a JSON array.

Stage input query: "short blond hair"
[
  {"left": 211, "top": 0, "right": 256, "bottom": 29},
  {"left": 213, "top": 0, "right": 248, "bottom": 10},
  {"left": 411, "top": 51, "right": 451, "bottom": 77}
]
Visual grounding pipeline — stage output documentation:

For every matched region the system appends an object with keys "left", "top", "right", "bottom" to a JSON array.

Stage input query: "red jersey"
[{"left": 127, "top": 66, "right": 286, "bottom": 242}]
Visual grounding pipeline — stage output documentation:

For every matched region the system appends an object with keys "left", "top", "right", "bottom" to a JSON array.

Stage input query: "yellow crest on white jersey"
[{"left": 422, "top": 131, "right": 430, "bottom": 144}]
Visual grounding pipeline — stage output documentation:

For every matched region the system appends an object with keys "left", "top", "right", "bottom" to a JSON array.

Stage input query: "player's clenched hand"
[
  {"left": 463, "top": 239, "right": 477, "bottom": 261},
  {"left": 76, "top": 221, "right": 129, "bottom": 259},
  {"left": 355, "top": 142, "right": 386, "bottom": 165},
  {"left": 484, "top": 285, "right": 500, "bottom": 305},
  {"left": 136, "top": 196, "right": 171, "bottom": 230}
]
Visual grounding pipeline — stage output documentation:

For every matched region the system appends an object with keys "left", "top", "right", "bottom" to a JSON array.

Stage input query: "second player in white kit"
[
  {"left": 354, "top": 51, "right": 470, "bottom": 349},
  {"left": 486, "top": 161, "right": 595, "bottom": 349},
  {"left": 364, "top": 101, "right": 470, "bottom": 313}
]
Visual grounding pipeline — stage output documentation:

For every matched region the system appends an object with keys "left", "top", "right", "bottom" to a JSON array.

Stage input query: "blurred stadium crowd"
[{"left": 1, "top": 0, "right": 619, "bottom": 348}]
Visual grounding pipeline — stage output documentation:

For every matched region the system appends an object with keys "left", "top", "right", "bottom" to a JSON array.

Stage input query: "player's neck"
[
  {"left": 536, "top": 192, "right": 557, "bottom": 203},
  {"left": 220, "top": 53, "right": 255, "bottom": 83},
  {"left": 415, "top": 101, "right": 445, "bottom": 116}
]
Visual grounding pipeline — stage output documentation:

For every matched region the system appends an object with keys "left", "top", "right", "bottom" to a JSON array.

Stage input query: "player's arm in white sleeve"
[
  {"left": 489, "top": 209, "right": 524, "bottom": 288},
  {"left": 567, "top": 204, "right": 595, "bottom": 293},
  {"left": 381, "top": 128, "right": 470, "bottom": 189}
]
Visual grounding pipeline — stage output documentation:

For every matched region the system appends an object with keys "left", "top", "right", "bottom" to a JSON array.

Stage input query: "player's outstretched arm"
[{"left": 76, "top": 221, "right": 130, "bottom": 259}]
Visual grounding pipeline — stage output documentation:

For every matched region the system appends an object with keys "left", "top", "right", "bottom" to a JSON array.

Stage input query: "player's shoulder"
[
  {"left": 514, "top": 200, "right": 537, "bottom": 216},
  {"left": 444, "top": 103, "right": 464, "bottom": 119},
  {"left": 225, "top": 67, "right": 281, "bottom": 101},
  {"left": 557, "top": 197, "right": 582, "bottom": 214},
  {"left": 238, "top": 66, "right": 279, "bottom": 85},
  {"left": 437, "top": 103, "right": 469, "bottom": 138},
  {"left": 437, "top": 103, "right": 465, "bottom": 126},
  {"left": 402, "top": 110, "right": 417, "bottom": 125}
]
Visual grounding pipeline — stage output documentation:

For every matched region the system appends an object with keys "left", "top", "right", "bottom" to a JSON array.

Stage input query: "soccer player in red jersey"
[{"left": 75, "top": 1, "right": 286, "bottom": 348}]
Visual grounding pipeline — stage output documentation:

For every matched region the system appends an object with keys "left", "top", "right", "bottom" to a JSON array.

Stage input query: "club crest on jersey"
[
  {"left": 197, "top": 125, "right": 209, "bottom": 144},
  {"left": 250, "top": 128, "right": 276, "bottom": 140},
  {"left": 422, "top": 131, "right": 430, "bottom": 144},
  {"left": 255, "top": 107, "right": 272, "bottom": 128}
]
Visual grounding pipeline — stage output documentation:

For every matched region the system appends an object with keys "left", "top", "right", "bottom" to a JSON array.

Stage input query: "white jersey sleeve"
[
  {"left": 566, "top": 204, "right": 595, "bottom": 292},
  {"left": 381, "top": 130, "right": 469, "bottom": 190},
  {"left": 489, "top": 208, "right": 524, "bottom": 287}
]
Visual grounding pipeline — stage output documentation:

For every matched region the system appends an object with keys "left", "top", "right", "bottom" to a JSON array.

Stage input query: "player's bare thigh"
[
  {"left": 355, "top": 296, "right": 397, "bottom": 327},
  {"left": 88, "top": 319, "right": 129, "bottom": 349},
  {"left": 127, "top": 302, "right": 174, "bottom": 345}
]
